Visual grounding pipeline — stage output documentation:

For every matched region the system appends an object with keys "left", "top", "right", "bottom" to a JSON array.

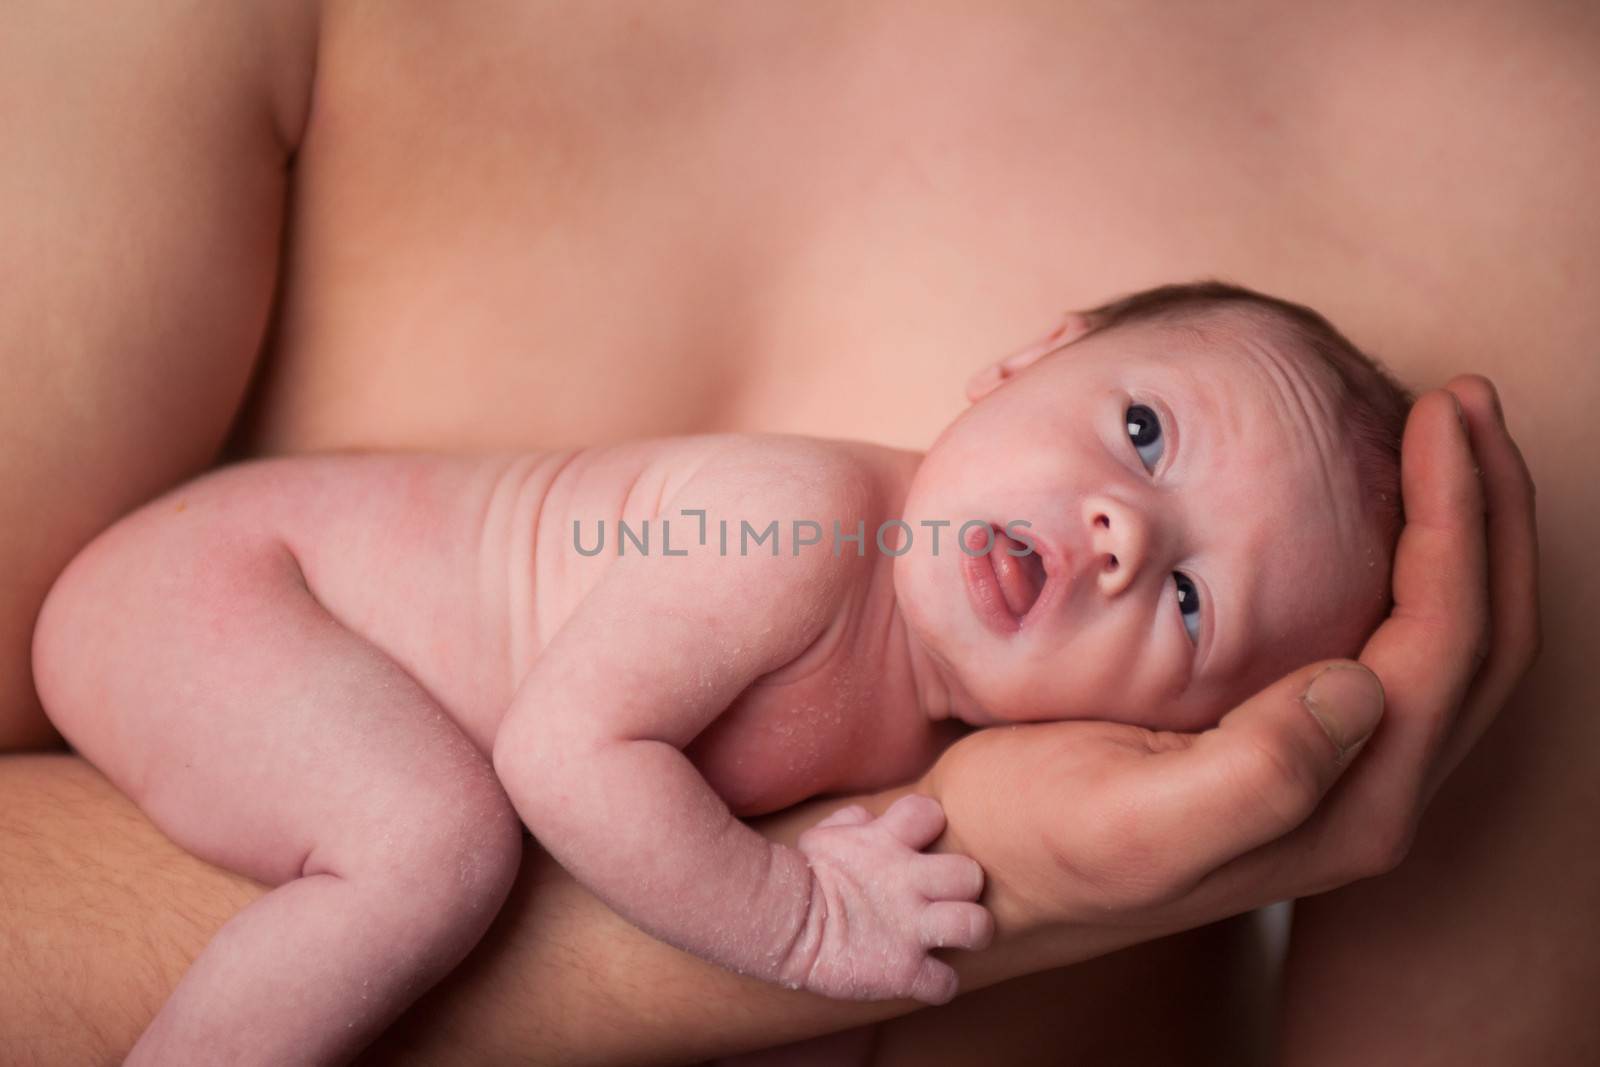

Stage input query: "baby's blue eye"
[
  {"left": 1174, "top": 573, "right": 1201, "bottom": 644},
  {"left": 1126, "top": 404, "right": 1163, "bottom": 471}
]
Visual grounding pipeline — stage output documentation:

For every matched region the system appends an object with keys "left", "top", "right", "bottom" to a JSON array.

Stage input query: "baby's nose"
[{"left": 1083, "top": 497, "right": 1150, "bottom": 598}]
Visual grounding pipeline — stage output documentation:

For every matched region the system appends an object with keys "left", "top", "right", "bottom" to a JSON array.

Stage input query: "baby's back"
[{"left": 83, "top": 438, "right": 737, "bottom": 753}]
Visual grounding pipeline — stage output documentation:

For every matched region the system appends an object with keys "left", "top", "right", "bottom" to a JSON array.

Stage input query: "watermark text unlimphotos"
[{"left": 572, "top": 510, "right": 1035, "bottom": 558}]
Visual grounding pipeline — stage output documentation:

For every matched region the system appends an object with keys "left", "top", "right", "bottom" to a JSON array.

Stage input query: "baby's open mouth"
[{"left": 989, "top": 525, "right": 1047, "bottom": 621}]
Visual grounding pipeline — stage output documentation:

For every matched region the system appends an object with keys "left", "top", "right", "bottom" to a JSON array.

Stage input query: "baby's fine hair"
[{"left": 1075, "top": 280, "right": 1415, "bottom": 571}]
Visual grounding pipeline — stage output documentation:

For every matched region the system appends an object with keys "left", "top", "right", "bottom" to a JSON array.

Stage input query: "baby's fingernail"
[
  {"left": 1451, "top": 393, "right": 1468, "bottom": 432},
  {"left": 1300, "top": 663, "right": 1384, "bottom": 760}
]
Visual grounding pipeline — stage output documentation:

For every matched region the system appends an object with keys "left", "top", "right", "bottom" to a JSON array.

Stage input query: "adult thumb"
[
  {"left": 1143, "top": 661, "right": 1386, "bottom": 879},
  {"left": 1287, "top": 661, "right": 1387, "bottom": 763}
]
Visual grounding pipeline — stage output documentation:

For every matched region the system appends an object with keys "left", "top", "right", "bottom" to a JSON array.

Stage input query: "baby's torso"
[{"left": 186, "top": 438, "right": 941, "bottom": 814}]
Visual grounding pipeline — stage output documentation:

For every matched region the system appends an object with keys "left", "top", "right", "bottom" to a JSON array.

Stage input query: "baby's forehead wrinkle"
[
  {"left": 1167, "top": 331, "right": 1365, "bottom": 682},
  {"left": 1231, "top": 334, "right": 1352, "bottom": 538}
]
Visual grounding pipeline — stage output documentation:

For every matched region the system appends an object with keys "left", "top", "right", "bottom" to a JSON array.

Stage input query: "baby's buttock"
[{"left": 182, "top": 451, "right": 572, "bottom": 752}]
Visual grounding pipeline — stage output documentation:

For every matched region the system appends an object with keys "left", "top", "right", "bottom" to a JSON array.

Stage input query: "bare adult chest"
[{"left": 232, "top": 0, "right": 1594, "bottom": 465}]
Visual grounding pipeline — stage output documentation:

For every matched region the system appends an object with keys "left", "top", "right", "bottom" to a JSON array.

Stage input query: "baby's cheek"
[
  {"left": 1168, "top": 673, "right": 1270, "bottom": 733},
  {"left": 1075, "top": 626, "right": 1183, "bottom": 720}
]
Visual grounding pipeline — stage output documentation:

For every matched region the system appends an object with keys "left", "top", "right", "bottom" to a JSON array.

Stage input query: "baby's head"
[{"left": 895, "top": 281, "right": 1413, "bottom": 731}]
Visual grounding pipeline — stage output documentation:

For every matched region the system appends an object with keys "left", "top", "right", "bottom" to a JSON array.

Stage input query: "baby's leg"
[{"left": 34, "top": 528, "right": 523, "bottom": 1066}]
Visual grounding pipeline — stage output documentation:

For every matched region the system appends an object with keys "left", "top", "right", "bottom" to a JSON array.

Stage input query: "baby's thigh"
[
  {"left": 35, "top": 480, "right": 301, "bottom": 790},
  {"left": 35, "top": 491, "right": 517, "bottom": 891}
]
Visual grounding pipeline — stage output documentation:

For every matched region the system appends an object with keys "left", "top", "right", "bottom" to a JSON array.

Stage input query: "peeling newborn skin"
[
  {"left": 783, "top": 798, "right": 991, "bottom": 1005},
  {"left": 35, "top": 314, "right": 1386, "bottom": 1063}
]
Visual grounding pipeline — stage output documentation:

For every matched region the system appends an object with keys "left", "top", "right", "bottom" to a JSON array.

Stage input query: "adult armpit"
[{"left": 0, "top": 0, "right": 318, "bottom": 749}]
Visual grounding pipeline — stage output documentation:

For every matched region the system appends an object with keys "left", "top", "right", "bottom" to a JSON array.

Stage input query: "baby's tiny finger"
[
  {"left": 875, "top": 795, "right": 946, "bottom": 849},
  {"left": 911, "top": 853, "right": 985, "bottom": 901},
  {"left": 811, "top": 804, "right": 873, "bottom": 830},
  {"left": 909, "top": 957, "right": 960, "bottom": 1006},
  {"left": 919, "top": 901, "right": 994, "bottom": 952}
]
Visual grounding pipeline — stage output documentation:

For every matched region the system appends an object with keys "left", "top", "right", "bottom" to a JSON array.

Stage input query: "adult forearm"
[
  {"left": 3, "top": 723, "right": 1343, "bottom": 1065},
  {"left": 378, "top": 778, "right": 1030, "bottom": 1064},
  {"left": 0, "top": 755, "right": 261, "bottom": 1064},
  {"left": 1, "top": 755, "right": 967, "bottom": 1066},
  {"left": 369, "top": 831, "right": 899, "bottom": 1066}
]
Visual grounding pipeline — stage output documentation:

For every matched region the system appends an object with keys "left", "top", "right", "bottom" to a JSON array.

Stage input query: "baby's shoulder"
[{"left": 677, "top": 433, "right": 905, "bottom": 518}]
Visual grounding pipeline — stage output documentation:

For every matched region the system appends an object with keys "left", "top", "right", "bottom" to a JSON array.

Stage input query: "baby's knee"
[
  {"left": 399, "top": 777, "right": 524, "bottom": 913},
  {"left": 450, "top": 780, "right": 526, "bottom": 907},
  {"left": 339, "top": 766, "right": 523, "bottom": 940}
]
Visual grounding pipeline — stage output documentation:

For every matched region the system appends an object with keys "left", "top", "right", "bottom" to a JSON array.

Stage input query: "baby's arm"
[{"left": 493, "top": 451, "right": 991, "bottom": 1004}]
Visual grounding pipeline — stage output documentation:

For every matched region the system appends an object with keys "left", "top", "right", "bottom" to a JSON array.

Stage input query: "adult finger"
[
  {"left": 1125, "top": 661, "right": 1385, "bottom": 894},
  {"left": 1428, "top": 375, "right": 1541, "bottom": 791},
  {"left": 1348, "top": 390, "right": 1487, "bottom": 806},
  {"left": 1173, "top": 397, "right": 1493, "bottom": 909}
]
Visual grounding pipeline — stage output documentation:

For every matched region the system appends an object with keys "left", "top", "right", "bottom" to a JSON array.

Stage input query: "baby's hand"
[{"left": 783, "top": 795, "right": 993, "bottom": 1005}]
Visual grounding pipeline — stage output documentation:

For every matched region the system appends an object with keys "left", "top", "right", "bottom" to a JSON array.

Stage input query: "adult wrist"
[{"left": 916, "top": 735, "right": 1079, "bottom": 985}]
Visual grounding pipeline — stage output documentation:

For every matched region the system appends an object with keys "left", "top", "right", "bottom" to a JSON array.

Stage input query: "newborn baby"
[{"left": 34, "top": 281, "right": 1411, "bottom": 1065}]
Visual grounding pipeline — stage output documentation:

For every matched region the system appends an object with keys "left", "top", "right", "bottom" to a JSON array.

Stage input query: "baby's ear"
[{"left": 964, "top": 312, "right": 1094, "bottom": 403}]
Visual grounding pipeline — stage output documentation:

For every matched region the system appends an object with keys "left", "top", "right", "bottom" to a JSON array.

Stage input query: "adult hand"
[{"left": 923, "top": 378, "right": 1538, "bottom": 970}]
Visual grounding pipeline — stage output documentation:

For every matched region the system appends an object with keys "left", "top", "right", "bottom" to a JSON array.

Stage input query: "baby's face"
[{"left": 895, "top": 317, "right": 1390, "bottom": 731}]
